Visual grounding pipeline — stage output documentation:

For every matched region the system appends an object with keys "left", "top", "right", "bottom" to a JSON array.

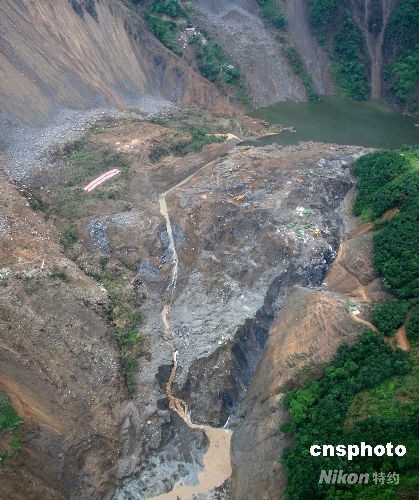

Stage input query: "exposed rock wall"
[{"left": 231, "top": 286, "right": 366, "bottom": 499}]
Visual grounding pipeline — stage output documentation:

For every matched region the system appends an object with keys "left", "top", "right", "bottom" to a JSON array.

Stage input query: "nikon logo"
[{"left": 319, "top": 470, "right": 369, "bottom": 485}]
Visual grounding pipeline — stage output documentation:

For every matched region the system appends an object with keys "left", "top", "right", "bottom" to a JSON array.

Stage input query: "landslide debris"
[{"left": 0, "top": 173, "right": 124, "bottom": 498}]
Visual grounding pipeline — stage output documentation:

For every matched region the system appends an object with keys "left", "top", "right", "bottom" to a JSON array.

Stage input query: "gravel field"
[{"left": 2, "top": 95, "right": 175, "bottom": 182}]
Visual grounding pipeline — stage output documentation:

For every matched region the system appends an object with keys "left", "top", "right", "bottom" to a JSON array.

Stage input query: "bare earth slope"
[
  {"left": 282, "top": 0, "right": 334, "bottom": 94},
  {"left": 0, "top": 174, "right": 123, "bottom": 498},
  {"left": 0, "top": 0, "right": 228, "bottom": 143}
]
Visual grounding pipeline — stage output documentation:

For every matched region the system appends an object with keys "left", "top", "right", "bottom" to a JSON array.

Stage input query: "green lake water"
[{"left": 246, "top": 96, "right": 418, "bottom": 149}]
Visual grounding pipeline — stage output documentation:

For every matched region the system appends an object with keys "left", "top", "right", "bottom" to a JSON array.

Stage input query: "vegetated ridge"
[{"left": 282, "top": 147, "right": 419, "bottom": 498}]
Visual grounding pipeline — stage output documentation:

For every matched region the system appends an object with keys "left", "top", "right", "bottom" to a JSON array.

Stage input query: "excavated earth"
[{"left": 1, "top": 109, "right": 381, "bottom": 498}]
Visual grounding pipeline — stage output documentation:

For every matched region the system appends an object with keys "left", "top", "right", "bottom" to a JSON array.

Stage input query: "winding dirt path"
[
  {"left": 335, "top": 208, "right": 411, "bottom": 351},
  {"left": 395, "top": 324, "right": 410, "bottom": 351}
]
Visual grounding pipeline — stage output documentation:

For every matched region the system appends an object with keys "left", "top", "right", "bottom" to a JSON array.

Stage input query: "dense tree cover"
[
  {"left": 308, "top": 2, "right": 369, "bottom": 100},
  {"left": 257, "top": 0, "right": 287, "bottom": 30},
  {"left": 384, "top": 0, "right": 419, "bottom": 110},
  {"left": 308, "top": 0, "right": 340, "bottom": 43},
  {"left": 282, "top": 148, "right": 419, "bottom": 498},
  {"left": 374, "top": 203, "right": 419, "bottom": 300},
  {"left": 384, "top": 51, "right": 419, "bottom": 109},
  {"left": 351, "top": 149, "right": 418, "bottom": 300},
  {"left": 149, "top": 0, "right": 185, "bottom": 18},
  {"left": 332, "top": 13, "right": 369, "bottom": 100},
  {"left": 351, "top": 151, "right": 410, "bottom": 219},
  {"left": 386, "top": 0, "right": 419, "bottom": 51},
  {"left": 282, "top": 332, "right": 415, "bottom": 499},
  {"left": 371, "top": 300, "right": 410, "bottom": 336}
]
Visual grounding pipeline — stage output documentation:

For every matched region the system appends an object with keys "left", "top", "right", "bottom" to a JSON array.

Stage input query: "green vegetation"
[
  {"left": 282, "top": 147, "right": 419, "bottom": 498},
  {"left": 332, "top": 13, "right": 369, "bottom": 100},
  {"left": 59, "top": 225, "right": 78, "bottom": 251},
  {"left": 8, "top": 437, "right": 21, "bottom": 455},
  {"left": 194, "top": 39, "right": 240, "bottom": 85},
  {"left": 385, "top": 0, "right": 418, "bottom": 110},
  {"left": 97, "top": 266, "right": 147, "bottom": 396},
  {"left": 190, "top": 36, "right": 249, "bottom": 105},
  {"left": 0, "top": 396, "right": 21, "bottom": 434},
  {"left": 255, "top": 1, "right": 318, "bottom": 102},
  {"left": 149, "top": 0, "right": 186, "bottom": 18},
  {"left": 144, "top": 13, "right": 182, "bottom": 56},
  {"left": 171, "top": 126, "right": 224, "bottom": 156},
  {"left": 384, "top": 51, "right": 419, "bottom": 109},
  {"left": 371, "top": 299, "right": 409, "bottom": 336},
  {"left": 50, "top": 265, "right": 70, "bottom": 283},
  {"left": 308, "top": 2, "right": 369, "bottom": 100},
  {"left": 149, "top": 110, "right": 229, "bottom": 161},
  {"left": 308, "top": 0, "right": 340, "bottom": 43},
  {"left": 284, "top": 46, "right": 319, "bottom": 102},
  {"left": 0, "top": 394, "right": 22, "bottom": 465},
  {"left": 26, "top": 133, "right": 146, "bottom": 396},
  {"left": 40, "top": 145, "right": 129, "bottom": 220},
  {"left": 351, "top": 148, "right": 418, "bottom": 300},
  {"left": 257, "top": 0, "right": 287, "bottom": 30},
  {"left": 406, "top": 307, "right": 419, "bottom": 342},
  {"left": 143, "top": 1, "right": 249, "bottom": 103},
  {"left": 282, "top": 331, "right": 415, "bottom": 498},
  {"left": 351, "top": 151, "right": 411, "bottom": 220}
]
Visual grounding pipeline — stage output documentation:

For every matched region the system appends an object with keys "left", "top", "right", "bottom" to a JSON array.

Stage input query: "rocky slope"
[
  {"left": 230, "top": 186, "right": 389, "bottom": 499},
  {"left": 192, "top": 0, "right": 307, "bottom": 106},
  {"left": 282, "top": 0, "right": 334, "bottom": 95}
]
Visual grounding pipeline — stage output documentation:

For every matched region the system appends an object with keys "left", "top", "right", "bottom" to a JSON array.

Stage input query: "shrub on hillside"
[
  {"left": 372, "top": 299, "right": 409, "bottom": 336},
  {"left": 351, "top": 151, "right": 410, "bottom": 218}
]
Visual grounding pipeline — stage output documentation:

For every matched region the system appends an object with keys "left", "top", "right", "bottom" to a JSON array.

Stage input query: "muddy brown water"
[{"left": 245, "top": 96, "right": 419, "bottom": 149}]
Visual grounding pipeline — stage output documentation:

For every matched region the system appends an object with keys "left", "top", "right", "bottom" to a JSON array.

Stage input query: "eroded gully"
[{"left": 155, "top": 162, "right": 232, "bottom": 499}]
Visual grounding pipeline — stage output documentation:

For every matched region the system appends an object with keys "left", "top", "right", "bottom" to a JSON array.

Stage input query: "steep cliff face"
[
  {"left": 302, "top": 0, "right": 417, "bottom": 109},
  {"left": 0, "top": 0, "right": 228, "bottom": 143}
]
